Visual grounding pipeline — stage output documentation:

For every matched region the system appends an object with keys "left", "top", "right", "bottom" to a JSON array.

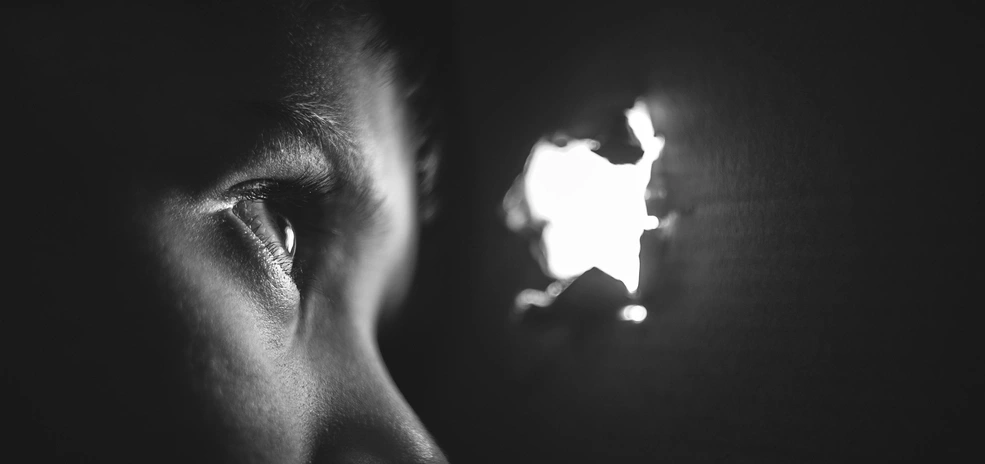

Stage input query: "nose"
[{"left": 312, "top": 343, "right": 448, "bottom": 464}]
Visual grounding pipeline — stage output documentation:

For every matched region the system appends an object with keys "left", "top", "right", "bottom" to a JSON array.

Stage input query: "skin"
[{"left": 4, "top": 2, "right": 446, "bottom": 463}]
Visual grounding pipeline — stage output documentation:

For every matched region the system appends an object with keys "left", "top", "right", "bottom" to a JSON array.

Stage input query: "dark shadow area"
[{"left": 382, "top": 1, "right": 981, "bottom": 462}]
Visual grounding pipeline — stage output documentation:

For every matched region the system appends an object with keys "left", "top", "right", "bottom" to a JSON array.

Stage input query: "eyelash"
[{"left": 232, "top": 169, "right": 340, "bottom": 205}]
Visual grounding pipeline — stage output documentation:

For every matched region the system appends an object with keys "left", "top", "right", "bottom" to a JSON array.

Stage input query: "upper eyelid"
[
  {"left": 211, "top": 99, "right": 385, "bottom": 225},
  {"left": 225, "top": 162, "right": 379, "bottom": 224},
  {"left": 208, "top": 142, "right": 331, "bottom": 207},
  {"left": 197, "top": 97, "right": 350, "bottom": 199},
  {"left": 226, "top": 171, "right": 341, "bottom": 209}
]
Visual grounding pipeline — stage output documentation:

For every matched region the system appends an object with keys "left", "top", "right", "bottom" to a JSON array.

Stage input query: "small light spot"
[
  {"left": 620, "top": 304, "right": 647, "bottom": 323},
  {"left": 282, "top": 218, "right": 296, "bottom": 257}
]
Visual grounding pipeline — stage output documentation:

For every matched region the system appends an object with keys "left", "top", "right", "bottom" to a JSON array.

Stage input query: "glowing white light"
[
  {"left": 626, "top": 100, "right": 662, "bottom": 156},
  {"left": 515, "top": 99, "right": 664, "bottom": 294},
  {"left": 620, "top": 304, "right": 648, "bottom": 323}
]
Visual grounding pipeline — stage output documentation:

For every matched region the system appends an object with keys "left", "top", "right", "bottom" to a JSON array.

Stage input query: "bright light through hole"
[
  {"left": 505, "top": 99, "right": 664, "bottom": 294},
  {"left": 620, "top": 305, "right": 648, "bottom": 323}
]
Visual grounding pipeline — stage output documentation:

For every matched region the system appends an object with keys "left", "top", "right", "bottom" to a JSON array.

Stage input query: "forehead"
[
  {"left": 19, "top": 3, "right": 397, "bottom": 182},
  {"left": 138, "top": 4, "right": 380, "bottom": 107},
  {"left": 10, "top": 3, "right": 385, "bottom": 118},
  {"left": 4, "top": 2, "right": 411, "bottom": 210}
]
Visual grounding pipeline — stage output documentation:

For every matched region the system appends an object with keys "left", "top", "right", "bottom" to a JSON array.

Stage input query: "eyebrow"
[
  {"left": 253, "top": 93, "right": 357, "bottom": 157},
  {"left": 245, "top": 94, "right": 382, "bottom": 217}
]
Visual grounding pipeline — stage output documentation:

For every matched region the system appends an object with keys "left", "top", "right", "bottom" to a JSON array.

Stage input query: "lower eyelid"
[
  {"left": 213, "top": 209, "right": 301, "bottom": 324},
  {"left": 230, "top": 202, "right": 296, "bottom": 278}
]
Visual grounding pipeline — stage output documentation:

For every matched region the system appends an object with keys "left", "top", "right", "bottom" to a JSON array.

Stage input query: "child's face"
[{"left": 13, "top": 5, "right": 445, "bottom": 463}]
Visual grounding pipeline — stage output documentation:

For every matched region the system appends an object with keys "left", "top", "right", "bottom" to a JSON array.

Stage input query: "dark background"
[{"left": 382, "top": 1, "right": 981, "bottom": 462}]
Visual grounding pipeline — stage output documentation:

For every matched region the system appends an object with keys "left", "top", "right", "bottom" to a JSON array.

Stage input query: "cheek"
[{"left": 149, "top": 198, "right": 318, "bottom": 461}]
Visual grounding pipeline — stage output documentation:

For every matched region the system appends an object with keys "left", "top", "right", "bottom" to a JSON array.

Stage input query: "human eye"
[
  {"left": 231, "top": 191, "right": 298, "bottom": 277},
  {"left": 226, "top": 174, "right": 337, "bottom": 283}
]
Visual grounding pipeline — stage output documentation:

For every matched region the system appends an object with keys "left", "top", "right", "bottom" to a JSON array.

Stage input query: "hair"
[
  {"left": 370, "top": 0, "right": 449, "bottom": 221},
  {"left": 299, "top": 0, "right": 449, "bottom": 220}
]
